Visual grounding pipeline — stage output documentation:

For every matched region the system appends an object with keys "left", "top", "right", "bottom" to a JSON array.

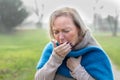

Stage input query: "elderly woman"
[{"left": 35, "top": 7, "right": 114, "bottom": 80}]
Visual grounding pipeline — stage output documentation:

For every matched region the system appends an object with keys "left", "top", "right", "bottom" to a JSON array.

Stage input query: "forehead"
[
  {"left": 52, "top": 16, "right": 75, "bottom": 29},
  {"left": 53, "top": 16, "right": 74, "bottom": 25}
]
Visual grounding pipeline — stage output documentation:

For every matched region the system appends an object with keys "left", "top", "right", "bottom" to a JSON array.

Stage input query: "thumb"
[
  {"left": 77, "top": 56, "right": 82, "bottom": 62},
  {"left": 51, "top": 40, "right": 57, "bottom": 48}
]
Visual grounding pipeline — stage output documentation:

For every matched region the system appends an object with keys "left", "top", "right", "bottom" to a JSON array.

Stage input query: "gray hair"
[{"left": 49, "top": 7, "right": 89, "bottom": 39}]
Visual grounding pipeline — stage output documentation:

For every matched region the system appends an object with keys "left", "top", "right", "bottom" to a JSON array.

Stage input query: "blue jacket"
[{"left": 37, "top": 42, "right": 114, "bottom": 80}]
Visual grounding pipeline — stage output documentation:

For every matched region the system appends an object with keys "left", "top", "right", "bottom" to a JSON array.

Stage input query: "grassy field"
[
  {"left": 0, "top": 29, "right": 49, "bottom": 80},
  {"left": 0, "top": 29, "right": 120, "bottom": 80}
]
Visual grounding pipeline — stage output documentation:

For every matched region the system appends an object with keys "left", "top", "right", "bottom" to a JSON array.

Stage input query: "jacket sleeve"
[
  {"left": 71, "top": 65, "right": 95, "bottom": 80},
  {"left": 34, "top": 51, "right": 64, "bottom": 80}
]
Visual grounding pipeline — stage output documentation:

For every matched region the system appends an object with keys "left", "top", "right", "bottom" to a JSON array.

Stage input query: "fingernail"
[
  {"left": 67, "top": 42, "right": 69, "bottom": 44},
  {"left": 70, "top": 43, "right": 73, "bottom": 46}
]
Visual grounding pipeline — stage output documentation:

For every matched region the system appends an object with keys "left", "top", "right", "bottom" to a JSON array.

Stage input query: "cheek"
[
  {"left": 53, "top": 33, "right": 74, "bottom": 43},
  {"left": 65, "top": 32, "right": 78, "bottom": 42},
  {"left": 55, "top": 36, "right": 59, "bottom": 41},
  {"left": 53, "top": 35, "right": 59, "bottom": 41},
  {"left": 53, "top": 32, "right": 78, "bottom": 44}
]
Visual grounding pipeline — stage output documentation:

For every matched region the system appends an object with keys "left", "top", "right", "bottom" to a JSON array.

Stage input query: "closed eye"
[
  {"left": 63, "top": 30, "right": 70, "bottom": 33},
  {"left": 53, "top": 31, "right": 59, "bottom": 34}
]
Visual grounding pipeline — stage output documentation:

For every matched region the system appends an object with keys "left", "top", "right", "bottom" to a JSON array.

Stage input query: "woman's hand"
[
  {"left": 52, "top": 41, "right": 72, "bottom": 58},
  {"left": 66, "top": 56, "right": 82, "bottom": 72}
]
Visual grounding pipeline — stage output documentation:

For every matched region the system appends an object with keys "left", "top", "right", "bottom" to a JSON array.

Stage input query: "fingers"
[
  {"left": 66, "top": 57, "right": 78, "bottom": 71},
  {"left": 56, "top": 42, "right": 71, "bottom": 52},
  {"left": 66, "top": 56, "right": 82, "bottom": 71},
  {"left": 53, "top": 42, "right": 72, "bottom": 57},
  {"left": 77, "top": 56, "right": 82, "bottom": 62},
  {"left": 51, "top": 40, "right": 57, "bottom": 48},
  {"left": 68, "top": 56, "right": 82, "bottom": 63}
]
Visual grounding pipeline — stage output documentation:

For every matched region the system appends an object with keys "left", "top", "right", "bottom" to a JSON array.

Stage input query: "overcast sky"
[{"left": 21, "top": 0, "right": 120, "bottom": 23}]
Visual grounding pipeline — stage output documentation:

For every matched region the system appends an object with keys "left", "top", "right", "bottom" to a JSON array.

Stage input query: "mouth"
[{"left": 60, "top": 42, "right": 73, "bottom": 47}]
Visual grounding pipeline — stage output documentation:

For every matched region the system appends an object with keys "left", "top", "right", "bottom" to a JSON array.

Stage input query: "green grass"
[
  {"left": 0, "top": 29, "right": 49, "bottom": 80},
  {"left": 0, "top": 29, "right": 120, "bottom": 80}
]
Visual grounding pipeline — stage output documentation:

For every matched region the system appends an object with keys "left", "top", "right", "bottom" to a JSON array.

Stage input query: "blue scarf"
[{"left": 36, "top": 42, "right": 114, "bottom": 80}]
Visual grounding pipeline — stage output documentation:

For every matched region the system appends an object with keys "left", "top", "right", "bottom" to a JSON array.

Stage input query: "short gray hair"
[{"left": 49, "top": 7, "right": 89, "bottom": 39}]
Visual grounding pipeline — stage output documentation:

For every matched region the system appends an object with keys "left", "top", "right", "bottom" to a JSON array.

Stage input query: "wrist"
[{"left": 71, "top": 64, "right": 83, "bottom": 75}]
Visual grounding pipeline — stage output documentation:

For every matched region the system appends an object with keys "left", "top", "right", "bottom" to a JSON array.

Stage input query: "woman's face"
[{"left": 52, "top": 16, "right": 80, "bottom": 46}]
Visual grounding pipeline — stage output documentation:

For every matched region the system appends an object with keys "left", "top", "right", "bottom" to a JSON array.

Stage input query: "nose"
[{"left": 59, "top": 32, "right": 65, "bottom": 44}]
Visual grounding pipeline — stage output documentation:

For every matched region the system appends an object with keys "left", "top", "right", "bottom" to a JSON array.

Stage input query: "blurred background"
[{"left": 0, "top": 0, "right": 120, "bottom": 80}]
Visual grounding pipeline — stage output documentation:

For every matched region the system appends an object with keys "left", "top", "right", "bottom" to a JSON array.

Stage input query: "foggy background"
[
  {"left": 21, "top": 0, "right": 120, "bottom": 36},
  {"left": 22, "top": 0, "right": 120, "bottom": 23},
  {"left": 0, "top": 0, "right": 120, "bottom": 80},
  {"left": 0, "top": 0, "right": 120, "bottom": 35}
]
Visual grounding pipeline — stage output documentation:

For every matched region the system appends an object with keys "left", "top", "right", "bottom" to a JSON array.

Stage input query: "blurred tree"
[
  {"left": 107, "top": 14, "right": 119, "bottom": 36},
  {"left": 92, "top": 0, "right": 104, "bottom": 31},
  {"left": 0, "top": 0, "right": 28, "bottom": 33},
  {"left": 34, "top": 0, "right": 44, "bottom": 28}
]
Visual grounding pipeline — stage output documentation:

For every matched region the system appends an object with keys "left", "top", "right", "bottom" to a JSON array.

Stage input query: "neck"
[
  {"left": 72, "top": 31, "right": 99, "bottom": 50},
  {"left": 72, "top": 35, "right": 83, "bottom": 49}
]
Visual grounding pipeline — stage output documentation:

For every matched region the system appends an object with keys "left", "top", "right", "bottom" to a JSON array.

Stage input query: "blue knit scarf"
[{"left": 36, "top": 42, "right": 114, "bottom": 80}]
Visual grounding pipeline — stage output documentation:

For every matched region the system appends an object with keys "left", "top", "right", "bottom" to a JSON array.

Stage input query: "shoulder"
[
  {"left": 82, "top": 46, "right": 108, "bottom": 59},
  {"left": 43, "top": 42, "right": 53, "bottom": 51},
  {"left": 81, "top": 46, "right": 110, "bottom": 65}
]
